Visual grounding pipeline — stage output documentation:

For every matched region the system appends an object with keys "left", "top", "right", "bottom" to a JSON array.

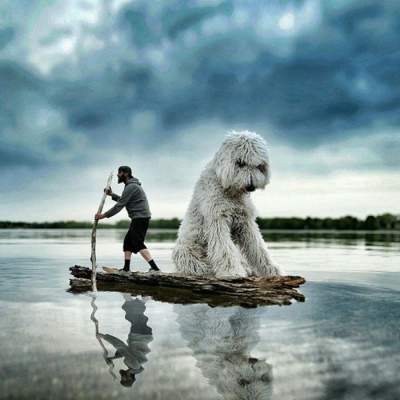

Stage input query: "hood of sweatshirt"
[{"left": 126, "top": 177, "right": 141, "bottom": 186}]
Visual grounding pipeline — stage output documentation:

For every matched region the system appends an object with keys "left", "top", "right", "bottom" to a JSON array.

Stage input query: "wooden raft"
[{"left": 69, "top": 265, "right": 306, "bottom": 307}]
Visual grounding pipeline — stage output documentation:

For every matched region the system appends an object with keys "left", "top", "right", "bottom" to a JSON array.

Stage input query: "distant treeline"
[
  {"left": 0, "top": 214, "right": 399, "bottom": 230},
  {"left": 256, "top": 213, "right": 400, "bottom": 230},
  {"left": 0, "top": 218, "right": 182, "bottom": 230}
]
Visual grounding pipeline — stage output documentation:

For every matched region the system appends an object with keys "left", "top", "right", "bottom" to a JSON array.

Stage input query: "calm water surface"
[{"left": 0, "top": 229, "right": 399, "bottom": 400}]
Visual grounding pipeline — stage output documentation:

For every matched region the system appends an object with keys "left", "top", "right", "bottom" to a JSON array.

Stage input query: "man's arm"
[
  {"left": 103, "top": 185, "right": 138, "bottom": 218},
  {"left": 111, "top": 193, "right": 120, "bottom": 201},
  {"left": 104, "top": 187, "right": 120, "bottom": 202}
]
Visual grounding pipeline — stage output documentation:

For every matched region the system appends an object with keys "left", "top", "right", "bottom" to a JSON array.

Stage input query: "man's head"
[
  {"left": 119, "top": 368, "right": 136, "bottom": 387},
  {"left": 117, "top": 166, "right": 133, "bottom": 183}
]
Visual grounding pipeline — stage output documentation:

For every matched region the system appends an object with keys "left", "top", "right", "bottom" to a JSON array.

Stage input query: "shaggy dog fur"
[{"left": 172, "top": 130, "right": 281, "bottom": 277}]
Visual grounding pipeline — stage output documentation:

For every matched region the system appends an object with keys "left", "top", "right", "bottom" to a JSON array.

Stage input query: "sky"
[{"left": 0, "top": 0, "right": 399, "bottom": 221}]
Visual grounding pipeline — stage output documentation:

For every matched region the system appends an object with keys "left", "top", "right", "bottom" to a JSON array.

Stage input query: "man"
[{"left": 95, "top": 165, "right": 160, "bottom": 273}]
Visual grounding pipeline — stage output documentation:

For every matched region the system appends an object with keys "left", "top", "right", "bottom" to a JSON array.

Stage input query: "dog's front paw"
[
  {"left": 215, "top": 265, "right": 246, "bottom": 279},
  {"left": 270, "top": 263, "right": 285, "bottom": 276},
  {"left": 260, "top": 263, "right": 282, "bottom": 277},
  {"left": 215, "top": 270, "right": 244, "bottom": 279}
]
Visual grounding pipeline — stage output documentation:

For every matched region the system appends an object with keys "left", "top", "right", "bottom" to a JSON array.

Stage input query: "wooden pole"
[{"left": 91, "top": 172, "right": 113, "bottom": 291}]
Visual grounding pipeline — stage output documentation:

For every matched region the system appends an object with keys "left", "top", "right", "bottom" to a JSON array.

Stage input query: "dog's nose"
[
  {"left": 246, "top": 177, "right": 255, "bottom": 192},
  {"left": 245, "top": 184, "right": 256, "bottom": 192}
]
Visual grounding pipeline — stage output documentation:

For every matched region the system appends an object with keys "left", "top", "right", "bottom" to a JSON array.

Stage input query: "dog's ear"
[{"left": 212, "top": 146, "right": 235, "bottom": 189}]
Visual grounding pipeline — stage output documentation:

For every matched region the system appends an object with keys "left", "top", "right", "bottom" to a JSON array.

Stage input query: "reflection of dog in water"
[
  {"left": 97, "top": 294, "right": 153, "bottom": 387},
  {"left": 175, "top": 304, "right": 273, "bottom": 400}
]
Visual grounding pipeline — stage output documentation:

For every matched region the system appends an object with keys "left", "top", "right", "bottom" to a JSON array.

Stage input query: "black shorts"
[{"left": 123, "top": 218, "right": 150, "bottom": 253}]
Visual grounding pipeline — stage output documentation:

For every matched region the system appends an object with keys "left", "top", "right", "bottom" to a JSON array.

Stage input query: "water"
[{"left": 0, "top": 229, "right": 399, "bottom": 400}]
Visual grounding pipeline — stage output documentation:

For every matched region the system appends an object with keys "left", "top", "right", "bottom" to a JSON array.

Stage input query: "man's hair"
[
  {"left": 119, "top": 369, "right": 136, "bottom": 387},
  {"left": 118, "top": 166, "right": 133, "bottom": 177}
]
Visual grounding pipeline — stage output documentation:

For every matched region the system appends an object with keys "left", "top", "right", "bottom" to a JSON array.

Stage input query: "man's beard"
[{"left": 118, "top": 176, "right": 124, "bottom": 183}]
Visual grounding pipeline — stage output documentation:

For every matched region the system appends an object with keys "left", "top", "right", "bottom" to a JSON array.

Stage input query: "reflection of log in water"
[
  {"left": 90, "top": 294, "right": 153, "bottom": 387},
  {"left": 175, "top": 305, "right": 273, "bottom": 400},
  {"left": 70, "top": 266, "right": 306, "bottom": 307}
]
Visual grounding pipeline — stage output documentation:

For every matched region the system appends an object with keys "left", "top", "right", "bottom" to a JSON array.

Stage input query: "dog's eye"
[
  {"left": 257, "top": 164, "right": 266, "bottom": 173},
  {"left": 236, "top": 160, "right": 246, "bottom": 168},
  {"left": 237, "top": 378, "right": 250, "bottom": 387},
  {"left": 261, "top": 373, "right": 271, "bottom": 383}
]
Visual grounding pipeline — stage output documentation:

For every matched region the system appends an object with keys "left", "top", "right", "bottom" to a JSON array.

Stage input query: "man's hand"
[
  {"left": 95, "top": 212, "right": 105, "bottom": 220},
  {"left": 104, "top": 187, "right": 112, "bottom": 196}
]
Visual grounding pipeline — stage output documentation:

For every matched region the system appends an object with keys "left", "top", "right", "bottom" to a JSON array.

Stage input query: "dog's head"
[{"left": 211, "top": 130, "right": 271, "bottom": 194}]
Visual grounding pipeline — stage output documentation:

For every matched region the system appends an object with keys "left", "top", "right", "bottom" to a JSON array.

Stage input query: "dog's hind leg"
[{"left": 172, "top": 242, "right": 212, "bottom": 276}]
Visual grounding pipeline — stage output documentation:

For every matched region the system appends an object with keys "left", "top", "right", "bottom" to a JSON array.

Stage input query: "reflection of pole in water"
[
  {"left": 175, "top": 305, "right": 273, "bottom": 400},
  {"left": 88, "top": 294, "right": 118, "bottom": 380}
]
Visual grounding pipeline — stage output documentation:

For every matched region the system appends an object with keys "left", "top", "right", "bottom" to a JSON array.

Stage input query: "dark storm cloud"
[
  {"left": 0, "top": 60, "right": 43, "bottom": 127},
  {"left": 0, "top": 146, "right": 42, "bottom": 167},
  {"left": 0, "top": 27, "right": 14, "bottom": 50},
  {"left": 1, "top": 0, "right": 400, "bottom": 168}
]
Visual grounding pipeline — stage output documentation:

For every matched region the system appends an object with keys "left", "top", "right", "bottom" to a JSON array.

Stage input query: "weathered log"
[{"left": 69, "top": 265, "right": 306, "bottom": 307}]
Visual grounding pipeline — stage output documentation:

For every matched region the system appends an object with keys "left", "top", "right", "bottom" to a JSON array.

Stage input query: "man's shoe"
[
  {"left": 148, "top": 266, "right": 160, "bottom": 273},
  {"left": 118, "top": 268, "right": 130, "bottom": 274}
]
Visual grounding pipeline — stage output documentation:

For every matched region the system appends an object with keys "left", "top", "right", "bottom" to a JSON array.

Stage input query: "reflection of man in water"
[{"left": 99, "top": 294, "right": 153, "bottom": 387}]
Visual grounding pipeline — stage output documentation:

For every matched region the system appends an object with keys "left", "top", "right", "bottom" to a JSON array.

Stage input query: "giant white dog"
[{"left": 172, "top": 130, "right": 281, "bottom": 277}]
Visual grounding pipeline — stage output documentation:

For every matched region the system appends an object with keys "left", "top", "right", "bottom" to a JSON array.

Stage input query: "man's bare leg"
[
  {"left": 139, "top": 248, "right": 160, "bottom": 271},
  {"left": 139, "top": 248, "right": 152, "bottom": 262}
]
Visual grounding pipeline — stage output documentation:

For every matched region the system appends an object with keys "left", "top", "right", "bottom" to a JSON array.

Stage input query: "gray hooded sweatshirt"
[{"left": 103, "top": 177, "right": 151, "bottom": 220}]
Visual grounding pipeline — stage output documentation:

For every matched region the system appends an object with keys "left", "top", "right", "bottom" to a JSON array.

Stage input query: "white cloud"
[{"left": 2, "top": 122, "right": 399, "bottom": 221}]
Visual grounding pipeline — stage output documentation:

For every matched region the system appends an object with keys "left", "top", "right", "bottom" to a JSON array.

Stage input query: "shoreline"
[{"left": 0, "top": 228, "right": 399, "bottom": 233}]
